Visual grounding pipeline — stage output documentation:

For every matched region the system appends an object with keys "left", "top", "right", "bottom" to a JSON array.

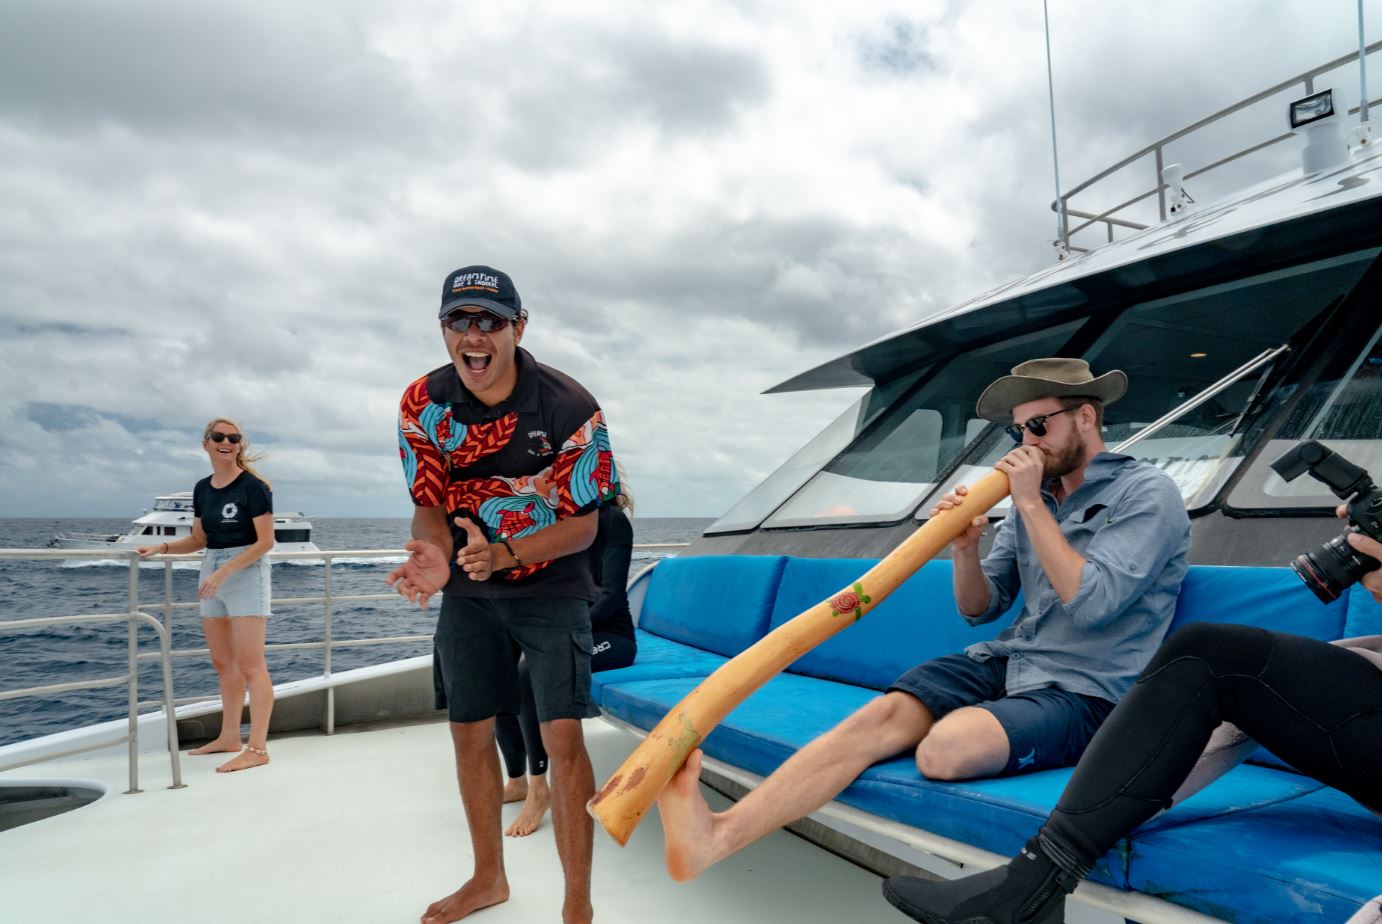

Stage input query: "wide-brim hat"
[{"left": 976, "top": 358, "right": 1127, "bottom": 423}]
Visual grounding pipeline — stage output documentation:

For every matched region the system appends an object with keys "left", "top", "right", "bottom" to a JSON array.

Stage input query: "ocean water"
[{"left": 0, "top": 516, "right": 711, "bottom": 748}]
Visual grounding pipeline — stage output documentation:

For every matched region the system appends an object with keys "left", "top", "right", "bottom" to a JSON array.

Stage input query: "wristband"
[
  {"left": 161, "top": 542, "right": 169, "bottom": 555},
  {"left": 498, "top": 538, "right": 523, "bottom": 569}
]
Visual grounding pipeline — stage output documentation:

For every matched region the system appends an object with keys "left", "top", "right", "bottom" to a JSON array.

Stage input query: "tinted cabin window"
[
  {"left": 1229, "top": 323, "right": 1382, "bottom": 509},
  {"left": 274, "top": 529, "right": 310, "bottom": 543},
  {"left": 762, "top": 322, "right": 1081, "bottom": 527},
  {"left": 921, "top": 251, "right": 1374, "bottom": 515}
]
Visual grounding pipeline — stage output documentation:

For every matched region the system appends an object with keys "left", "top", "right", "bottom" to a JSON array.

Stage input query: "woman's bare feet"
[
  {"left": 505, "top": 776, "right": 550, "bottom": 837},
  {"left": 216, "top": 746, "right": 269, "bottom": 773},
  {"left": 657, "top": 749, "right": 727, "bottom": 881},
  {"left": 501, "top": 776, "right": 528, "bottom": 804},
  {"left": 420, "top": 877, "right": 509, "bottom": 924},
  {"left": 189, "top": 736, "right": 243, "bottom": 755}
]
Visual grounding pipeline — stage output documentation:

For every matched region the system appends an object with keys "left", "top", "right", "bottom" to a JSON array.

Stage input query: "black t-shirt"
[
  {"left": 398, "top": 348, "right": 621, "bottom": 601},
  {"left": 193, "top": 472, "right": 273, "bottom": 549}
]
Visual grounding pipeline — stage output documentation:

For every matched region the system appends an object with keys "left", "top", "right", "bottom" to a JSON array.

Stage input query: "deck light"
[
  {"left": 1290, "top": 89, "right": 1335, "bottom": 129},
  {"left": 1189, "top": 352, "right": 1208, "bottom": 359}
]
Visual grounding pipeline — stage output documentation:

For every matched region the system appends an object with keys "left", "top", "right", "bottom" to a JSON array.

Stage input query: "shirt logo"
[
  {"left": 1017, "top": 748, "right": 1037, "bottom": 769},
  {"left": 221, "top": 502, "right": 239, "bottom": 520},
  {"left": 528, "top": 430, "right": 553, "bottom": 456}
]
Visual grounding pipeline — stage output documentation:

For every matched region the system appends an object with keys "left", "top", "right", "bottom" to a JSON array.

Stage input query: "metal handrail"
[
  {"left": 1056, "top": 40, "right": 1382, "bottom": 251},
  {"left": 1, "top": 542, "right": 688, "bottom": 751},
  {"left": 0, "top": 549, "right": 184, "bottom": 794}
]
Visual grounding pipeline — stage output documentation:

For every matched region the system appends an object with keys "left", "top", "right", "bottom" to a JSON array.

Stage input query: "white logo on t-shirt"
[{"left": 221, "top": 502, "right": 238, "bottom": 520}]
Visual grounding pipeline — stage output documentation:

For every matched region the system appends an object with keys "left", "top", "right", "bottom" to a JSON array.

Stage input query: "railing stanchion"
[
  {"left": 324, "top": 553, "right": 335, "bottom": 735},
  {"left": 125, "top": 553, "right": 142, "bottom": 794}
]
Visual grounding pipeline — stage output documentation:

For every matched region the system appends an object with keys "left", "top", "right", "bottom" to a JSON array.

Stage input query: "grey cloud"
[
  {"left": 0, "top": 0, "right": 424, "bottom": 152},
  {"left": 857, "top": 18, "right": 937, "bottom": 76}
]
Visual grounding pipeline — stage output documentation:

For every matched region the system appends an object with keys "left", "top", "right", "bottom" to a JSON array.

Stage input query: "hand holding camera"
[{"left": 1272, "top": 440, "right": 1382, "bottom": 603}]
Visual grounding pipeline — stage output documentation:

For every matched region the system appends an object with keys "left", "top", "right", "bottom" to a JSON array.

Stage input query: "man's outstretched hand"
[{"left": 386, "top": 538, "right": 452, "bottom": 608}]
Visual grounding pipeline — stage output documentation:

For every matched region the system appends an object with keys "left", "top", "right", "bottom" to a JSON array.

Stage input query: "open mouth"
[{"left": 463, "top": 352, "right": 492, "bottom": 374}]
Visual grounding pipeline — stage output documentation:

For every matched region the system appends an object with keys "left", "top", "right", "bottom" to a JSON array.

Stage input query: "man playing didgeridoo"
[
  {"left": 658, "top": 358, "right": 1190, "bottom": 882},
  {"left": 389, "top": 265, "right": 620, "bottom": 924}
]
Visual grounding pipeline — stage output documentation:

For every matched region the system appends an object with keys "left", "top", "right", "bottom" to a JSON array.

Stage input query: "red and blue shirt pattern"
[{"left": 397, "top": 351, "right": 619, "bottom": 598}]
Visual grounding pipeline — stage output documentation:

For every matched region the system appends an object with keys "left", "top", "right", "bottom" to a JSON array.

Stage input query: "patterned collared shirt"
[
  {"left": 966, "top": 452, "right": 1191, "bottom": 703},
  {"left": 398, "top": 348, "right": 619, "bottom": 600}
]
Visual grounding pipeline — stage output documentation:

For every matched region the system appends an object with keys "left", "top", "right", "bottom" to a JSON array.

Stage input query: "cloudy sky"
[{"left": 0, "top": 0, "right": 1374, "bottom": 520}]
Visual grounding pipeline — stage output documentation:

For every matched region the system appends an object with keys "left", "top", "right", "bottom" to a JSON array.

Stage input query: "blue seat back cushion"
[
  {"left": 1168, "top": 565, "right": 1347, "bottom": 638},
  {"left": 636, "top": 555, "right": 786, "bottom": 658},
  {"left": 1345, "top": 581, "right": 1382, "bottom": 637},
  {"left": 767, "top": 558, "right": 1011, "bottom": 690}
]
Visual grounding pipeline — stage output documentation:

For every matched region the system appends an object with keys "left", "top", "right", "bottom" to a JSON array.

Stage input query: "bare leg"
[
  {"left": 914, "top": 706, "right": 1011, "bottom": 781},
  {"left": 422, "top": 720, "right": 510, "bottom": 924},
  {"left": 191, "top": 617, "right": 245, "bottom": 754},
  {"left": 540, "top": 718, "right": 594, "bottom": 924},
  {"left": 217, "top": 617, "right": 273, "bottom": 772},
  {"left": 505, "top": 773, "right": 550, "bottom": 837},
  {"left": 659, "top": 692, "right": 934, "bottom": 881}
]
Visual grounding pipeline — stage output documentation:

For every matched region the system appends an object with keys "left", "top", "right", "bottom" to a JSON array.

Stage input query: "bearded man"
[{"left": 657, "top": 358, "right": 1190, "bottom": 883}]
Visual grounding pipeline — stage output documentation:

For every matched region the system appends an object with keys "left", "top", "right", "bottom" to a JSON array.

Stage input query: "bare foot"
[
  {"left": 189, "top": 737, "right": 242, "bottom": 755},
  {"left": 505, "top": 776, "right": 550, "bottom": 837},
  {"left": 420, "top": 878, "right": 509, "bottom": 924},
  {"left": 502, "top": 776, "right": 528, "bottom": 804},
  {"left": 216, "top": 747, "right": 269, "bottom": 773},
  {"left": 657, "top": 749, "right": 724, "bottom": 881}
]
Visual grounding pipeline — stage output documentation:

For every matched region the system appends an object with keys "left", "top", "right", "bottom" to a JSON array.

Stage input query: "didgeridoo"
[{"left": 587, "top": 469, "right": 1012, "bottom": 845}]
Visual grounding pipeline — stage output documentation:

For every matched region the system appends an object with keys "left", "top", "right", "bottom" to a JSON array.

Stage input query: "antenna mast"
[{"left": 1043, "top": 0, "right": 1068, "bottom": 259}]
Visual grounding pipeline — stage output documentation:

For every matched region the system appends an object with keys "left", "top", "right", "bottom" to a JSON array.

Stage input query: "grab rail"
[
  {"left": 0, "top": 542, "right": 688, "bottom": 759},
  {"left": 140, "top": 543, "right": 689, "bottom": 735},
  {"left": 1056, "top": 40, "right": 1382, "bottom": 253},
  {"left": 0, "top": 549, "right": 184, "bottom": 794}
]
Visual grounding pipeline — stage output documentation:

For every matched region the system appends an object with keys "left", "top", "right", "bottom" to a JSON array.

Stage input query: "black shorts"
[
  {"left": 432, "top": 595, "right": 600, "bottom": 724},
  {"left": 889, "top": 652, "right": 1115, "bottom": 775}
]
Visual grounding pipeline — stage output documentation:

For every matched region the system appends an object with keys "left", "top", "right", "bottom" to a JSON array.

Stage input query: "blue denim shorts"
[
  {"left": 200, "top": 546, "right": 272, "bottom": 618},
  {"left": 889, "top": 652, "right": 1114, "bottom": 775}
]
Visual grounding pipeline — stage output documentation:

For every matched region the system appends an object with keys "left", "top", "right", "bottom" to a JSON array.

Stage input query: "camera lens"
[{"left": 1289, "top": 531, "right": 1378, "bottom": 604}]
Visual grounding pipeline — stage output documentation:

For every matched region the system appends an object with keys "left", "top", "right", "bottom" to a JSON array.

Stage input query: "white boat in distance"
[{"left": 50, "top": 492, "right": 320, "bottom": 556}]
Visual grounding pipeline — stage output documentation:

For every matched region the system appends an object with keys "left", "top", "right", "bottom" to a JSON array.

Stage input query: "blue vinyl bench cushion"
[
  {"left": 1167, "top": 565, "right": 1348, "bottom": 637},
  {"left": 636, "top": 555, "right": 786, "bottom": 658},
  {"left": 1126, "top": 786, "right": 1382, "bottom": 922},
  {"left": 766, "top": 557, "right": 1009, "bottom": 690},
  {"left": 590, "top": 629, "right": 727, "bottom": 702}
]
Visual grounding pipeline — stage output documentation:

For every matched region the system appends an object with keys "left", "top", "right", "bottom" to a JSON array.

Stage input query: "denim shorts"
[
  {"left": 889, "top": 652, "right": 1114, "bottom": 775},
  {"left": 200, "top": 546, "right": 272, "bottom": 618},
  {"left": 433, "top": 595, "right": 599, "bottom": 724}
]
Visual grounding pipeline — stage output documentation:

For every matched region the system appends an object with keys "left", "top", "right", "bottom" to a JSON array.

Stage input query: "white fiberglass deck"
[{"left": 0, "top": 717, "right": 908, "bottom": 924}]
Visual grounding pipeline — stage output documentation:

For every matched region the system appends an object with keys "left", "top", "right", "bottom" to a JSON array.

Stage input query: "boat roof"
[
  {"left": 0, "top": 717, "right": 907, "bottom": 924},
  {"left": 769, "top": 151, "right": 1382, "bottom": 393}
]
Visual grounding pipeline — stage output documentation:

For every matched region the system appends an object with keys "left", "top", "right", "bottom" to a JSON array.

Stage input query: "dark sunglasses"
[
  {"left": 1005, "top": 404, "right": 1082, "bottom": 443},
  {"left": 442, "top": 312, "right": 510, "bottom": 334},
  {"left": 208, "top": 432, "right": 243, "bottom": 444}
]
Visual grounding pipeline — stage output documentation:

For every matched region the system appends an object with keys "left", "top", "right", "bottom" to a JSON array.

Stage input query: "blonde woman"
[{"left": 139, "top": 418, "right": 275, "bottom": 773}]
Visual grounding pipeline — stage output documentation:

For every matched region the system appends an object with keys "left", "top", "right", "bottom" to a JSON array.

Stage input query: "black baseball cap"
[{"left": 438, "top": 265, "right": 524, "bottom": 320}]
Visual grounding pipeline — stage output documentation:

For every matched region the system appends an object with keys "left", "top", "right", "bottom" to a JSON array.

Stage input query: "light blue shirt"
[{"left": 966, "top": 452, "right": 1191, "bottom": 703}]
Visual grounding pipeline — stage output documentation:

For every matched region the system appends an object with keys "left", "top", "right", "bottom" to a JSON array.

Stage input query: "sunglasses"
[
  {"left": 1005, "top": 404, "right": 1082, "bottom": 443},
  {"left": 208, "top": 432, "right": 243, "bottom": 444},
  {"left": 442, "top": 312, "right": 510, "bottom": 334}
]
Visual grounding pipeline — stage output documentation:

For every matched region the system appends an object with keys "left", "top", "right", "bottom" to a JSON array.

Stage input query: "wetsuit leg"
[
  {"left": 1045, "top": 622, "right": 1382, "bottom": 869},
  {"left": 516, "top": 655, "right": 547, "bottom": 776}
]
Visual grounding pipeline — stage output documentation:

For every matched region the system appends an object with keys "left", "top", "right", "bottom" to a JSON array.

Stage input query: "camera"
[{"left": 1271, "top": 440, "right": 1382, "bottom": 603}]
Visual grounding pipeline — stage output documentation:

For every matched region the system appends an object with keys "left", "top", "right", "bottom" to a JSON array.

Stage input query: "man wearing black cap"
[
  {"left": 389, "top": 265, "right": 619, "bottom": 924},
  {"left": 657, "top": 358, "right": 1190, "bottom": 889}
]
